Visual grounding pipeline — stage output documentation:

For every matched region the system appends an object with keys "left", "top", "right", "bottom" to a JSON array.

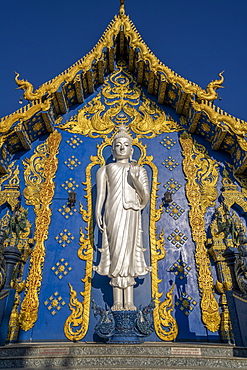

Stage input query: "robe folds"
[{"left": 95, "top": 162, "right": 151, "bottom": 289}]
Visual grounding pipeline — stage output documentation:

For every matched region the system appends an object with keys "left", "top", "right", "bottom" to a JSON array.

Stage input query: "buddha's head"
[{"left": 112, "top": 125, "right": 133, "bottom": 161}]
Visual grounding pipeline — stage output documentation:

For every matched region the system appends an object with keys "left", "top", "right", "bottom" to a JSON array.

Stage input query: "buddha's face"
[{"left": 112, "top": 137, "right": 133, "bottom": 160}]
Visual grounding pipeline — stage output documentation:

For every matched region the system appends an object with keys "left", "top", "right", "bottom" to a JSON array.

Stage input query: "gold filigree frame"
[{"left": 64, "top": 130, "right": 178, "bottom": 341}]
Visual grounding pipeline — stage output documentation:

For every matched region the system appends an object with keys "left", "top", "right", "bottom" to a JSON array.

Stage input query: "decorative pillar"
[
  {"left": 3, "top": 244, "right": 21, "bottom": 290},
  {"left": 222, "top": 248, "right": 239, "bottom": 291}
]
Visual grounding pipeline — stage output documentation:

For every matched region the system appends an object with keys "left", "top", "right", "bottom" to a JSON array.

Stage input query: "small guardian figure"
[{"left": 94, "top": 126, "right": 151, "bottom": 311}]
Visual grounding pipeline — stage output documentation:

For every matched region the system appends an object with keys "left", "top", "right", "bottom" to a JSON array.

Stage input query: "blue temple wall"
[{"left": 2, "top": 66, "right": 245, "bottom": 344}]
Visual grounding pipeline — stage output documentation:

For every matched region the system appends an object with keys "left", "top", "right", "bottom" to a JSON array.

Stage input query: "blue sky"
[{"left": 1, "top": 0, "right": 247, "bottom": 121}]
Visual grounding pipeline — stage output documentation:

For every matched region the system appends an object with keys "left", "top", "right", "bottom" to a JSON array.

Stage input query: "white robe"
[{"left": 95, "top": 162, "right": 150, "bottom": 288}]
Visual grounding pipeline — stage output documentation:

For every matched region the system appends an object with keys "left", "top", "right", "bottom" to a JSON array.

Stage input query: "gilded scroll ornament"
[
  {"left": 64, "top": 130, "right": 178, "bottom": 341},
  {"left": 59, "top": 65, "right": 181, "bottom": 139},
  {"left": 64, "top": 283, "right": 85, "bottom": 341},
  {"left": 180, "top": 133, "right": 220, "bottom": 332},
  {"left": 20, "top": 131, "right": 61, "bottom": 331},
  {"left": 22, "top": 140, "right": 51, "bottom": 213},
  {"left": 59, "top": 95, "right": 116, "bottom": 138}
]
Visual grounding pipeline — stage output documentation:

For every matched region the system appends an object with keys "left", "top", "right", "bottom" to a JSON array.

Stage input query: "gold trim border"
[
  {"left": 19, "top": 131, "right": 61, "bottom": 331},
  {"left": 180, "top": 134, "right": 221, "bottom": 333}
]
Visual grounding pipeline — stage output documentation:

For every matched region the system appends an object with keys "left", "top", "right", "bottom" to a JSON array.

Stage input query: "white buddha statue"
[{"left": 94, "top": 125, "right": 151, "bottom": 311}]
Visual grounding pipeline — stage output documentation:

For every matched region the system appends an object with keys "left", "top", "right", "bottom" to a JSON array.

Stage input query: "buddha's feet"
[
  {"left": 111, "top": 302, "right": 123, "bottom": 311},
  {"left": 124, "top": 302, "right": 136, "bottom": 311}
]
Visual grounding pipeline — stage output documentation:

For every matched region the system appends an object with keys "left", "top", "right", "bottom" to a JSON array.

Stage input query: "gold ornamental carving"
[
  {"left": 191, "top": 100, "right": 247, "bottom": 151},
  {"left": 1, "top": 10, "right": 243, "bottom": 142},
  {"left": 59, "top": 65, "right": 181, "bottom": 139},
  {"left": 64, "top": 130, "right": 178, "bottom": 341},
  {"left": 22, "top": 138, "right": 53, "bottom": 213},
  {"left": 180, "top": 133, "right": 221, "bottom": 332},
  {"left": 5, "top": 16, "right": 124, "bottom": 129},
  {"left": 0, "top": 99, "right": 51, "bottom": 136},
  {"left": 20, "top": 131, "right": 61, "bottom": 331}
]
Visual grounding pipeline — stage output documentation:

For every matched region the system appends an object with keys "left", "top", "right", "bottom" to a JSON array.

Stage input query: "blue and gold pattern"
[
  {"left": 44, "top": 292, "right": 66, "bottom": 316},
  {"left": 51, "top": 258, "right": 73, "bottom": 280},
  {"left": 169, "top": 259, "right": 191, "bottom": 280},
  {"left": 160, "top": 136, "right": 177, "bottom": 149},
  {"left": 163, "top": 178, "right": 182, "bottom": 194},
  {"left": 2, "top": 3, "right": 247, "bottom": 346},
  {"left": 165, "top": 202, "right": 185, "bottom": 220},
  {"left": 175, "top": 293, "right": 197, "bottom": 316},
  {"left": 55, "top": 229, "right": 75, "bottom": 248},
  {"left": 64, "top": 156, "right": 81, "bottom": 170},
  {"left": 58, "top": 204, "right": 77, "bottom": 219},
  {"left": 162, "top": 156, "right": 179, "bottom": 170},
  {"left": 167, "top": 229, "right": 188, "bottom": 249},
  {"left": 66, "top": 135, "right": 83, "bottom": 149},
  {"left": 61, "top": 178, "right": 79, "bottom": 192}
]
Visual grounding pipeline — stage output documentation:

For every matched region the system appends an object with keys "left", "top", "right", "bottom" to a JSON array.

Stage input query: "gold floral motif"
[
  {"left": 201, "top": 123, "right": 210, "bottom": 132},
  {"left": 192, "top": 142, "right": 219, "bottom": 214},
  {"left": 22, "top": 140, "right": 48, "bottom": 213},
  {"left": 59, "top": 94, "right": 116, "bottom": 138},
  {"left": 127, "top": 99, "right": 181, "bottom": 138},
  {"left": 168, "top": 90, "right": 176, "bottom": 100},
  {"left": 20, "top": 131, "right": 61, "bottom": 331},
  {"left": 59, "top": 65, "right": 181, "bottom": 139},
  {"left": 64, "top": 130, "right": 178, "bottom": 341},
  {"left": 180, "top": 133, "right": 220, "bottom": 332}
]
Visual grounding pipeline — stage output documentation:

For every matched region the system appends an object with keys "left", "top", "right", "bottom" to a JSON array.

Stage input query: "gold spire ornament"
[{"left": 119, "top": 0, "right": 125, "bottom": 15}]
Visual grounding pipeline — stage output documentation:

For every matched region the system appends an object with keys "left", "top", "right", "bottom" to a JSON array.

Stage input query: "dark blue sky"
[{"left": 1, "top": 0, "right": 247, "bottom": 121}]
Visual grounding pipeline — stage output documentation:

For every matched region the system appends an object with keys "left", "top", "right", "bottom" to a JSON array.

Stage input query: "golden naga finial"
[
  {"left": 14, "top": 72, "right": 44, "bottom": 101},
  {"left": 119, "top": 0, "right": 125, "bottom": 16},
  {"left": 197, "top": 71, "right": 225, "bottom": 101}
]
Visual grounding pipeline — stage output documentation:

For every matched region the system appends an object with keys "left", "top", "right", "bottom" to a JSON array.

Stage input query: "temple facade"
[{"left": 1, "top": 2, "right": 247, "bottom": 346}]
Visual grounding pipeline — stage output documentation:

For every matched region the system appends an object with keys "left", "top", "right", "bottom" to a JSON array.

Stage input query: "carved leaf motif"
[
  {"left": 20, "top": 131, "right": 61, "bottom": 331},
  {"left": 180, "top": 135, "right": 221, "bottom": 333}
]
